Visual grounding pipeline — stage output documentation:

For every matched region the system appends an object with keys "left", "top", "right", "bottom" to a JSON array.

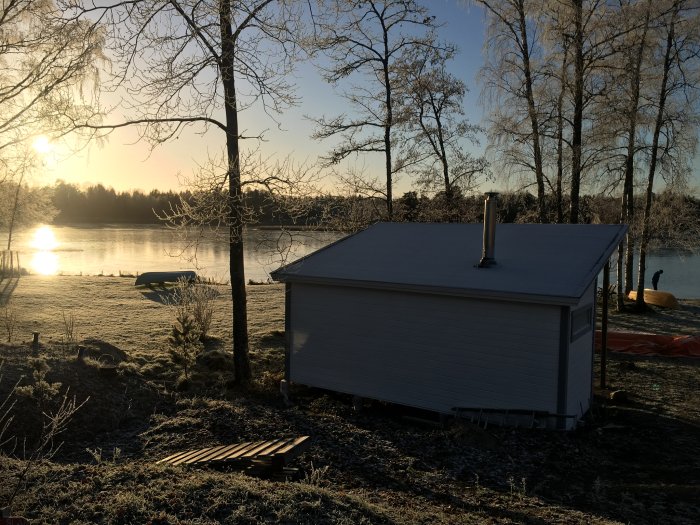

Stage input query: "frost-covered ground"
[{"left": 0, "top": 275, "right": 698, "bottom": 524}]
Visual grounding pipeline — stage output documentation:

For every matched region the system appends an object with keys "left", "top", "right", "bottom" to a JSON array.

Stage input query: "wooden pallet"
[{"left": 156, "top": 436, "right": 311, "bottom": 474}]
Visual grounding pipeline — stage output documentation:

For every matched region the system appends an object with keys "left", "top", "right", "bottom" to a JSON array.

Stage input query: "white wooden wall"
[
  {"left": 289, "top": 283, "right": 562, "bottom": 415},
  {"left": 566, "top": 281, "right": 596, "bottom": 420}
]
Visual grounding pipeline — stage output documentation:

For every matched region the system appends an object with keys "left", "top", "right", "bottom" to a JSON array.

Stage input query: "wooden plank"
[
  {"left": 221, "top": 440, "right": 268, "bottom": 461},
  {"left": 183, "top": 444, "right": 238, "bottom": 465},
  {"left": 171, "top": 447, "right": 216, "bottom": 465},
  {"left": 252, "top": 438, "right": 296, "bottom": 458},
  {"left": 238, "top": 438, "right": 288, "bottom": 459},
  {"left": 271, "top": 436, "right": 311, "bottom": 459},
  {"left": 203, "top": 441, "right": 255, "bottom": 462},
  {"left": 157, "top": 447, "right": 211, "bottom": 465},
  {"left": 157, "top": 436, "right": 312, "bottom": 471}
]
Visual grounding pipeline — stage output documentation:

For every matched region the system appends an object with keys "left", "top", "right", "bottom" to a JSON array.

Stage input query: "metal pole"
[
  {"left": 478, "top": 192, "right": 499, "bottom": 267},
  {"left": 601, "top": 260, "right": 610, "bottom": 389}
]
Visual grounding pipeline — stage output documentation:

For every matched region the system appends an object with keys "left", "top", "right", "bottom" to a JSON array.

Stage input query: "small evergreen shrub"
[{"left": 168, "top": 312, "right": 203, "bottom": 381}]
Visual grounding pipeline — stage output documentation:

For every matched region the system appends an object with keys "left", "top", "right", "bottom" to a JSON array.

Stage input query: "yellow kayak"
[{"left": 628, "top": 289, "right": 680, "bottom": 309}]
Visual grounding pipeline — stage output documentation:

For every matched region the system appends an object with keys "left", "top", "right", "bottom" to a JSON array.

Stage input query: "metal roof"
[{"left": 271, "top": 222, "right": 627, "bottom": 305}]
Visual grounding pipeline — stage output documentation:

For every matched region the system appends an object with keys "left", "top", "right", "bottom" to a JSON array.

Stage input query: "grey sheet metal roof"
[{"left": 271, "top": 222, "right": 627, "bottom": 305}]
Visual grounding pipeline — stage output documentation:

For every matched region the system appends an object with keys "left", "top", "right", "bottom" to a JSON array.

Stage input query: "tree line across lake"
[{"left": 40, "top": 182, "right": 699, "bottom": 250}]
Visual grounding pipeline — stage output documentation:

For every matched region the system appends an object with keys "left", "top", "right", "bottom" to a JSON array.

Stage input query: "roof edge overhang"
[
  {"left": 270, "top": 227, "right": 363, "bottom": 280},
  {"left": 570, "top": 223, "right": 628, "bottom": 297},
  {"left": 272, "top": 275, "right": 583, "bottom": 306}
]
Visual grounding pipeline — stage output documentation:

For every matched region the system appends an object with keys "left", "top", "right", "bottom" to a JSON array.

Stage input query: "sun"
[
  {"left": 32, "top": 135, "right": 53, "bottom": 155},
  {"left": 31, "top": 225, "right": 59, "bottom": 251}
]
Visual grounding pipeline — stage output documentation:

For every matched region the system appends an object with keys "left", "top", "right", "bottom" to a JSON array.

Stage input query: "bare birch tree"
[
  {"left": 477, "top": 0, "right": 549, "bottom": 223},
  {"left": 73, "top": 0, "right": 310, "bottom": 384},
  {"left": 635, "top": 0, "right": 700, "bottom": 307},
  {"left": 394, "top": 45, "right": 489, "bottom": 219},
  {"left": 0, "top": 150, "right": 56, "bottom": 251},
  {"left": 311, "top": 0, "right": 440, "bottom": 220},
  {"left": 0, "top": 1, "right": 103, "bottom": 157},
  {"left": 615, "top": 1, "right": 652, "bottom": 297},
  {"left": 0, "top": 0, "right": 103, "bottom": 237}
]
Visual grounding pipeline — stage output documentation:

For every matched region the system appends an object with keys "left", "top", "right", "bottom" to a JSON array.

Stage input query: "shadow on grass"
[
  {"left": 4, "top": 331, "right": 697, "bottom": 524},
  {"left": 138, "top": 285, "right": 179, "bottom": 305},
  {"left": 0, "top": 275, "right": 20, "bottom": 306}
]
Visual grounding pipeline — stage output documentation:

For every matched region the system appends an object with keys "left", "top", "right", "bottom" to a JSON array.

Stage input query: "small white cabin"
[{"left": 272, "top": 221, "right": 626, "bottom": 429}]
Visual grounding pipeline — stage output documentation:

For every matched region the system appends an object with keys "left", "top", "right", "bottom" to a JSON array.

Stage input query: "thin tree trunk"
[
  {"left": 622, "top": 5, "right": 651, "bottom": 296},
  {"left": 6, "top": 174, "right": 24, "bottom": 251},
  {"left": 622, "top": 69, "right": 638, "bottom": 296},
  {"left": 569, "top": 0, "right": 584, "bottom": 224},
  {"left": 516, "top": 0, "right": 546, "bottom": 223},
  {"left": 636, "top": 9, "right": 675, "bottom": 308},
  {"left": 555, "top": 43, "right": 568, "bottom": 224},
  {"left": 383, "top": 25, "right": 393, "bottom": 221},
  {"left": 220, "top": 0, "right": 251, "bottom": 384},
  {"left": 623, "top": 222, "right": 635, "bottom": 295},
  {"left": 436, "top": 108, "right": 453, "bottom": 217}
]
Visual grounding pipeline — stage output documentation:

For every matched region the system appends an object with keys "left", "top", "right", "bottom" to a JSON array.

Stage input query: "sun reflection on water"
[
  {"left": 31, "top": 225, "right": 59, "bottom": 250},
  {"left": 31, "top": 251, "right": 59, "bottom": 275},
  {"left": 30, "top": 225, "right": 60, "bottom": 275}
]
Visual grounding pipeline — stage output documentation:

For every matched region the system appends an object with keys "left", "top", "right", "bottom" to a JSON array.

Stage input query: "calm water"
[
  {"left": 6, "top": 225, "right": 700, "bottom": 297},
  {"left": 9, "top": 225, "right": 343, "bottom": 283},
  {"left": 607, "top": 248, "right": 700, "bottom": 299}
]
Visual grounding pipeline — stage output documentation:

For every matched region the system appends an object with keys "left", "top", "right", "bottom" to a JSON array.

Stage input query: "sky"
[
  {"left": 32, "top": 1, "right": 700, "bottom": 196},
  {"left": 35, "top": 0, "right": 488, "bottom": 195}
]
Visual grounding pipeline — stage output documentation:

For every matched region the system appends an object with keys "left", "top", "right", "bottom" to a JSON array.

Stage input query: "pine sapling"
[{"left": 168, "top": 312, "right": 202, "bottom": 380}]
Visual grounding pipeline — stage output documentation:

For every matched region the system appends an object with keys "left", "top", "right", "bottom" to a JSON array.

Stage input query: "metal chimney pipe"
[{"left": 478, "top": 192, "right": 499, "bottom": 268}]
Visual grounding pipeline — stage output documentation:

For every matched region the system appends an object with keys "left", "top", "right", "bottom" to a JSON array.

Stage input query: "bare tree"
[
  {"left": 161, "top": 149, "right": 321, "bottom": 264},
  {"left": 616, "top": 1, "right": 652, "bottom": 297},
  {"left": 395, "top": 45, "right": 489, "bottom": 219},
  {"left": 477, "top": 0, "right": 549, "bottom": 223},
  {"left": 0, "top": 0, "right": 103, "bottom": 239},
  {"left": 311, "top": 0, "right": 440, "bottom": 220},
  {"left": 0, "top": 150, "right": 56, "bottom": 251},
  {"left": 0, "top": 1, "right": 103, "bottom": 156},
  {"left": 73, "top": 0, "right": 310, "bottom": 383},
  {"left": 595, "top": 0, "right": 655, "bottom": 305},
  {"left": 542, "top": 0, "right": 634, "bottom": 224},
  {"left": 635, "top": 0, "right": 700, "bottom": 307},
  {"left": 480, "top": 1, "right": 654, "bottom": 227}
]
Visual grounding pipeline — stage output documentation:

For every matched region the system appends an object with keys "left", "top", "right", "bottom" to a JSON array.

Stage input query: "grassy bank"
[{"left": 0, "top": 276, "right": 698, "bottom": 524}]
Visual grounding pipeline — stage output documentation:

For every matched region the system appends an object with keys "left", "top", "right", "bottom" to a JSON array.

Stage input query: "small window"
[{"left": 571, "top": 306, "right": 593, "bottom": 342}]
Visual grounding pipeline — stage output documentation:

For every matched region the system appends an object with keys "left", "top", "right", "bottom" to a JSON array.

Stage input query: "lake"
[
  {"left": 9, "top": 224, "right": 343, "bottom": 284},
  {"left": 7, "top": 224, "right": 700, "bottom": 298}
]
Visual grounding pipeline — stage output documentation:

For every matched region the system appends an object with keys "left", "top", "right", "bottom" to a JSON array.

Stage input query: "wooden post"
[{"left": 601, "top": 260, "right": 610, "bottom": 389}]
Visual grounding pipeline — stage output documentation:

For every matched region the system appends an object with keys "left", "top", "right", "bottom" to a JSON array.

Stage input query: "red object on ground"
[
  {"left": 595, "top": 331, "right": 700, "bottom": 358},
  {"left": 0, "top": 518, "right": 30, "bottom": 525}
]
